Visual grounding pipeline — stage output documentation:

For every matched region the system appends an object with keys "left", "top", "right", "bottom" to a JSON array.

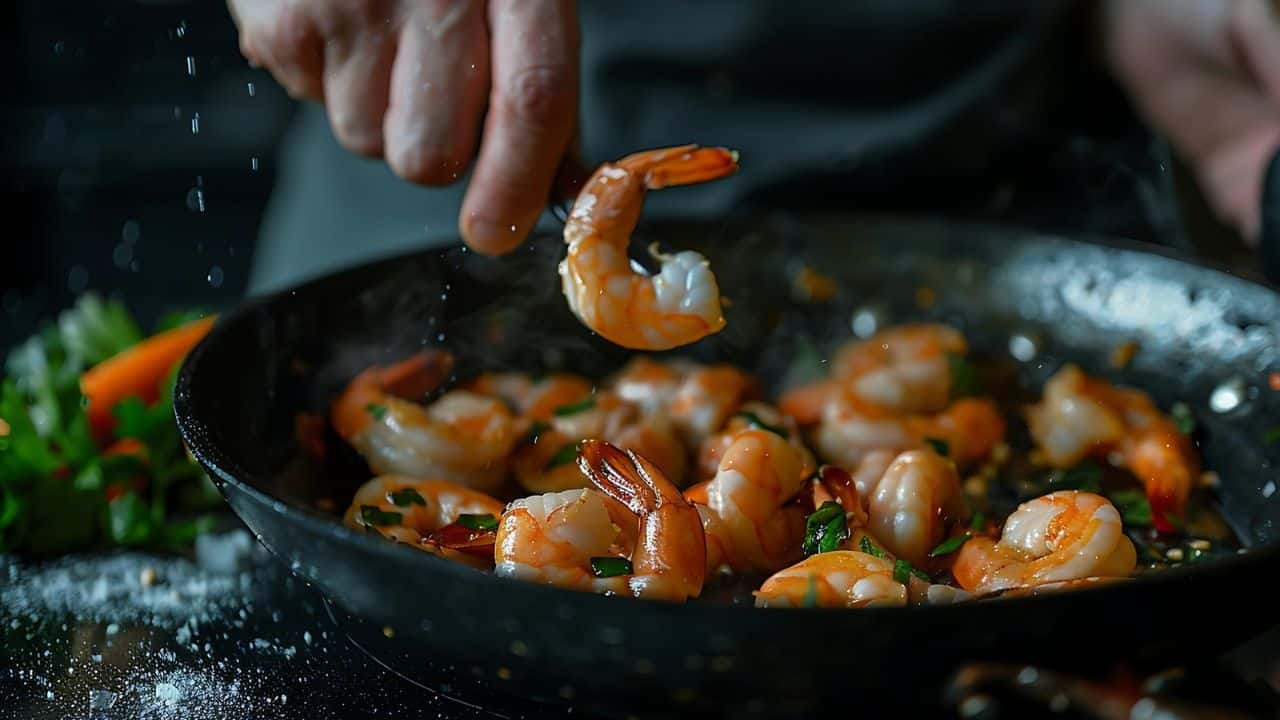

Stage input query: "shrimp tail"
[
  {"left": 579, "top": 439, "right": 655, "bottom": 516},
  {"left": 330, "top": 351, "right": 454, "bottom": 440},
  {"left": 618, "top": 145, "right": 739, "bottom": 190}
]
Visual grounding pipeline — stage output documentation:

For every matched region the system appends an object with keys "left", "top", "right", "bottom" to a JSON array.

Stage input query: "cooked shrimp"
[
  {"left": 344, "top": 476, "right": 505, "bottom": 568},
  {"left": 867, "top": 448, "right": 965, "bottom": 566},
  {"left": 559, "top": 145, "right": 739, "bottom": 350},
  {"left": 466, "top": 372, "right": 593, "bottom": 420},
  {"left": 832, "top": 323, "right": 968, "bottom": 414},
  {"left": 692, "top": 427, "right": 810, "bottom": 574},
  {"left": 494, "top": 440, "right": 705, "bottom": 601},
  {"left": 696, "top": 401, "right": 813, "bottom": 480},
  {"left": 609, "top": 356, "right": 692, "bottom": 416},
  {"left": 1026, "top": 365, "right": 1198, "bottom": 531},
  {"left": 753, "top": 550, "right": 974, "bottom": 608},
  {"left": 511, "top": 411, "right": 686, "bottom": 494},
  {"left": 668, "top": 364, "right": 756, "bottom": 447},
  {"left": 332, "top": 353, "right": 518, "bottom": 492},
  {"left": 952, "top": 491, "right": 1137, "bottom": 595}
]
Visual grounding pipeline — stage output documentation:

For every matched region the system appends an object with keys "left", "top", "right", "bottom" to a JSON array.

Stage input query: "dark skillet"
[{"left": 175, "top": 213, "right": 1280, "bottom": 718}]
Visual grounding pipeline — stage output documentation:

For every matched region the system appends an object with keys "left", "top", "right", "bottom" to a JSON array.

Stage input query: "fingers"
[
  {"left": 461, "top": 0, "right": 579, "bottom": 255},
  {"left": 1231, "top": 0, "right": 1280, "bottom": 107},
  {"left": 230, "top": 0, "right": 325, "bottom": 101},
  {"left": 384, "top": 1, "right": 490, "bottom": 184},
  {"left": 320, "top": 0, "right": 397, "bottom": 157}
]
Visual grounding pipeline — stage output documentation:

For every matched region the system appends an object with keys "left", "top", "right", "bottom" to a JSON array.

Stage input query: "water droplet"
[
  {"left": 53, "top": 41, "right": 65, "bottom": 55},
  {"left": 250, "top": 156, "right": 259, "bottom": 172},
  {"left": 436, "top": 333, "right": 446, "bottom": 342},
  {"left": 851, "top": 307, "right": 884, "bottom": 338},
  {"left": 247, "top": 82, "right": 256, "bottom": 97},
  {"left": 207, "top": 266, "right": 224, "bottom": 288},
  {"left": 67, "top": 265, "right": 88, "bottom": 292},
  {"left": 509, "top": 225, "right": 516, "bottom": 233},
  {"left": 190, "top": 112, "right": 200, "bottom": 135},
  {"left": 186, "top": 187, "right": 206, "bottom": 213},
  {"left": 176, "top": 20, "right": 187, "bottom": 38},
  {"left": 173, "top": 105, "right": 182, "bottom": 120},
  {"left": 1209, "top": 377, "right": 1246, "bottom": 414},
  {"left": 186, "top": 56, "right": 196, "bottom": 76},
  {"left": 130, "top": 259, "right": 141, "bottom": 273},
  {"left": 112, "top": 242, "right": 133, "bottom": 269},
  {"left": 1008, "top": 333, "right": 1040, "bottom": 362},
  {"left": 121, "top": 219, "right": 140, "bottom": 244}
]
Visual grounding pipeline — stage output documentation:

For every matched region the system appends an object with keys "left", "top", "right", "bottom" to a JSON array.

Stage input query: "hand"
[
  {"left": 228, "top": 0, "right": 580, "bottom": 254},
  {"left": 1102, "top": 0, "right": 1280, "bottom": 245}
]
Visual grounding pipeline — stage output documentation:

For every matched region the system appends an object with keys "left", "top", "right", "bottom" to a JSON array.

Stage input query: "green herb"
[
  {"left": 456, "top": 513, "right": 499, "bottom": 532},
  {"left": 929, "top": 533, "right": 970, "bottom": 557},
  {"left": 545, "top": 441, "right": 582, "bottom": 470},
  {"left": 359, "top": 505, "right": 403, "bottom": 527},
  {"left": 1164, "top": 513, "right": 1186, "bottom": 530},
  {"left": 1047, "top": 461, "right": 1103, "bottom": 494},
  {"left": 1264, "top": 427, "right": 1280, "bottom": 446},
  {"left": 947, "top": 353, "right": 980, "bottom": 398},
  {"left": 859, "top": 535, "right": 887, "bottom": 559},
  {"left": 388, "top": 489, "right": 427, "bottom": 507},
  {"left": 893, "top": 559, "right": 930, "bottom": 584},
  {"left": 1184, "top": 545, "right": 1205, "bottom": 563},
  {"left": 801, "top": 501, "right": 847, "bottom": 557},
  {"left": 154, "top": 309, "right": 211, "bottom": 334},
  {"left": 365, "top": 403, "right": 388, "bottom": 421},
  {"left": 552, "top": 397, "right": 596, "bottom": 417},
  {"left": 521, "top": 420, "right": 550, "bottom": 445},
  {"left": 969, "top": 512, "right": 986, "bottom": 531},
  {"left": 590, "top": 556, "right": 633, "bottom": 578},
  {"left": 1108, "top": 489, "right": 1153, "bottom": 527},
  {"left": 1170, "top": 402, "right": 1195, "bottom": 435},
  {"left": 735, "top": 411, "right": 788, "bottom": 438},
  {"left": 801, "top": 574, "right": 820, "bottom": 608},
  {"left": 924, "top": 437, "right": 950, "bottom": 457}
]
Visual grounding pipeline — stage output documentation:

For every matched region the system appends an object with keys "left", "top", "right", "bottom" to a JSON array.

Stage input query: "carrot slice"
[{"left": 81, "top": 316, "right": 216, "bottom": 442}]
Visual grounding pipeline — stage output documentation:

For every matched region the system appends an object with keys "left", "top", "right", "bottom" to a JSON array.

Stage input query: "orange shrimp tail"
[
  {"left": 330, "top": 351, "right": 453, "bottom": 440},
  {"left": 617, "top": 145, "right": 740, "bottom": 190},
  {"left": 579, "top": 439, "right": 657, "bottom": 516},
  {"left": 1130, "top": 426, "right": 1196, "bottom": 533}
]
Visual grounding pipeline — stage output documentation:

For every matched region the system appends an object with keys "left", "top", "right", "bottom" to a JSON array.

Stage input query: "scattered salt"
[
  {"left": 155, "top": 681, "right": 182, "bottom": 705},
  {"left": 89, "top": 688, "right": 117, "bottom": 710}
]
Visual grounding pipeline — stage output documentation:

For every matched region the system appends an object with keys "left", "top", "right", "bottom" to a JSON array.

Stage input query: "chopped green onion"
[
  {"left": 552, "top": 397, "right": 596, "bottom": 417},
  {"left": 1170, "top": 402, "right": 1195, "bottom": 435},
  {"left": 969, "top": 512, "right": 986, "bottom": 531},
  {"left": 734, "top": 411, "right": 788, "bottom": 439},
  {"left": 929, "top": 533, "right": 970, "bottom": 558},
  {"left": 802, "top": 501, "right": 846, "bottom": 557},
  {"left": 893, "top": 559, "right": 930, "bottom": 585},
  {"left": 365, "top": 403, "right": 388, "bottom": 421},
  {"left": 1108, "top": 489, "right": 1153, "bottom": 527},
  {"left": 360, "top": 505, "right": 403, "bottom": 527},
  {"left": 545, "top": 441, "right": 582, "bottom": 470},
  {"left": 521, "top": 420, "right": 550, "bottom": 445},
  {"left": 801, "top": 574, "right": 820, "bottom": 608},
  {"left": 456, "top": 513, "right": 499, "bottom": 532},
  {"left": 947, "top": 353, "right": 980, "bottom": 398},
  {"left": 1164, "top": 513, "right": 1186, "bottom": 530},
  {"left": 590, "top": 556, "right": 632, "bottom": 578},
  {"left": 924, "top": 437, "right": 950, "bottom": 457},
  {"left": 388, "top": 489, "right": 427, "bottom": 507},
  {"left": 1264, "top": 426, "right": 1280, "bottom": 445},
  {"left": 1047, "top": 461, "right": 1103, "bottom": 494},
  {"left": 859, "top": 535, "right": 887, "bottom": 559},
  {"left": 1184, "top": 545, "right": 1205, "bottom": 563}
]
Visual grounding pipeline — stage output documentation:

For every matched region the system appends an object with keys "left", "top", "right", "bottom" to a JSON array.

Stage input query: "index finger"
[{"left": 459, "top": 0, "right": 579, "bottom": 255}]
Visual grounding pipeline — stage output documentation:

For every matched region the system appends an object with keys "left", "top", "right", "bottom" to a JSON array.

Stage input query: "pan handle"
[{"left": 1261, "top": 145, "right": 1280, "bottom": 284}]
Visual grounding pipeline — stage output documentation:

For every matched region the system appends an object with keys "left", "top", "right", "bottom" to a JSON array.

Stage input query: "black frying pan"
[{"left": 175, "top": 213, "right": 1280, "bottom": 719}]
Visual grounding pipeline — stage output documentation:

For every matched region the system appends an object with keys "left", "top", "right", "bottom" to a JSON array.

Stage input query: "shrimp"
[
  {"left": 690, "top": 427, "right": 810, "bottom": 574},
  {"left": 753, "top": 551, "right": 973, "bottom": 609},
  {"left": 511, "top": 411, "right": 686, "bottom": 494},
  {"left": 559, "top": 145, "right": 739, "bottom": 350},
  {"left": 1026, "top": 365, "right": 1198, "bottom": 532},
  {"left": 696, "top": 401, "right": 814, "bottom": 480},
  {"left": 951, "top": 491, "right": 1137, "bottom": 595},
  {"left": 331, "top": 353, "right": 518, "bottom": 493},
  {"left": 609, "top": 356, "right": 692, "bottom": 416},
  {"left": 343, "top": 476, "right": 505, "bottom": 568},
  {"left": 494, "top": 440, "right": 705, "bottom": 601},
  {"left": 832, "top": 323, "right": 968, "bottom": 414},
  {"left": 466, "top": 372, "right": 593, "bottom": 420},
  {"left": 611, "top": 356, "right": 755, "bottom": 448},
  {"left": 866, "top": 448, "right": 965, "bottom": 566}
]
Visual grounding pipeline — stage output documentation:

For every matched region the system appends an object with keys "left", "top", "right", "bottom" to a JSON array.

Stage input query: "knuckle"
[
  {"left": 330, "top": 114, "right": 383, "bottom": 157},
  {"left": 269, "top": 3, "right": 320, "bottom": 68},
  {"left": 502, "top": 66, "right": 574, "bottom": 130},
  {"left": 388, "top": 143, "right": 467, "bottom": 185}
]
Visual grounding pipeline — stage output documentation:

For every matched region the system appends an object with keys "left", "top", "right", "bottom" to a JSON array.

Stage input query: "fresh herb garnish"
[
  {"left": 1046, "top": 461, "right": 1103, "bottom": 494},
  {"left": 360, "top": 505, "right": 403, "bottom": 527},
  {"left": 1108, "top": 489, "right": 1153, "bottom": 527},
  {"left": 456, "top": 513, "right": 499, "bottom": 532},
  {"left": 388, "top": 488, "right": 427, "bottom": 507},
  {"left": 969, "top": 512, "right": 986, "bottom": 531},
  {"left": 802, "top": 501, "right": 847, "bottom": 557},
  {"left": 590, "top": 556, "right": 633, "bottom": 578},
  {"left": 521, "top": 420, "right": 550, "bottom": 445},
  {"left": 859, "top": 535, "right": 887, "bottom": 559},
  {"left": 947, "top": 353, "right": 980, "bottom": 398},
  {"left": 552, "top": 397, "right": 596, "bottom": 417},
  {"left": 545, "top": 441, "right": 582, "bottom": 470},
  {"left": 735, "top": 411, "right": 788, "bottom": 439},
  {"left": 924, "top": 437, "right": 950, "bottom": 457},
  {"left": 1264, "top": 427, "right": 1280, "bottom": 446},
  {"left": 365, "top": 403, "right": 388, "bottom": 421},
  {"left": 929, "top": 533, "right": 970, "bottom": 557},
  {"left": 1170, "top": 402, "right": 1195, "bottom": 435},
  {"left": 892, "top": 559, "right": 930, "bottom": 585}
]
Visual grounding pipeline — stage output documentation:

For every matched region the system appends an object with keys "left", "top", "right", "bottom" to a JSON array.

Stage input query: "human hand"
[
  {"left": 1102, "top": 0, "right": 1280, "bottom": 246},
  {"left": 228, "top": 0, "right": 580, "bottom": 254}
]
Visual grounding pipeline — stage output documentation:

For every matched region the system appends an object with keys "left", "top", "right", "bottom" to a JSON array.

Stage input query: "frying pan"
[{"left": 174, "top": 213, "right": 1280, "bottom": 718}]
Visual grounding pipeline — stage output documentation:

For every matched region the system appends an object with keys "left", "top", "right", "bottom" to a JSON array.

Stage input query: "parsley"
[
  {"left": 892, "top": 559, "right": 930, "bottom": 585},
  {"left": 388, "top": 489, "right": 427, "bottom": 507},
  {"left": 947, "top": 353, "right": 980, "bottom": 398},
  {"left": 735, "top": 411, "right": 788, "bottom": 439},
  {"left": 545, "top": 441, "right": 582, "bottom": 470},
  {"left": 359, "top": 505, "right": 403, "bottom": 526},
  {"left": 552, "top": 397, "right": 595, "bottom": 417},
  {"left": 802, "top": 501, "right": 847, "bottom": 557},
  {"left": 1046, "top": 461, "right": 1103, "bottom": 494},
  {"left": 365, "top": 403, "right": 388, "bottom": 421},
  {"left": 929, "top": 533, "right": 970, "bottom": 557},
  {"left": 969, "top": 512, "right": 986, "bottom": 531},
  {"left": 1108, "top": 489, "right": 1153, "bottom": 527},
  {"left": 924, "top": 437, "right": 950, "bottom": 457},
  {"left": 590, "top": 556, "right": 632, "bottom": 578},
  {"left": 456, "top": 513, "right": 499, "bottom": 532},
  {"left": 521, "top": 420, "right": 550, "bottom": 445},
  {"left": 859, "top": 535, "right": 887, "bottom": 559},
  {"left": 1170, "top": 402, "right": 1195, "bottom": 435}
]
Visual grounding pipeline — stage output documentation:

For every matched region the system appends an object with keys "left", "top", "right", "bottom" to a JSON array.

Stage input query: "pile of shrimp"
[{"left": 332, "top": 322, "right": 1202, "bottom": 608}]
